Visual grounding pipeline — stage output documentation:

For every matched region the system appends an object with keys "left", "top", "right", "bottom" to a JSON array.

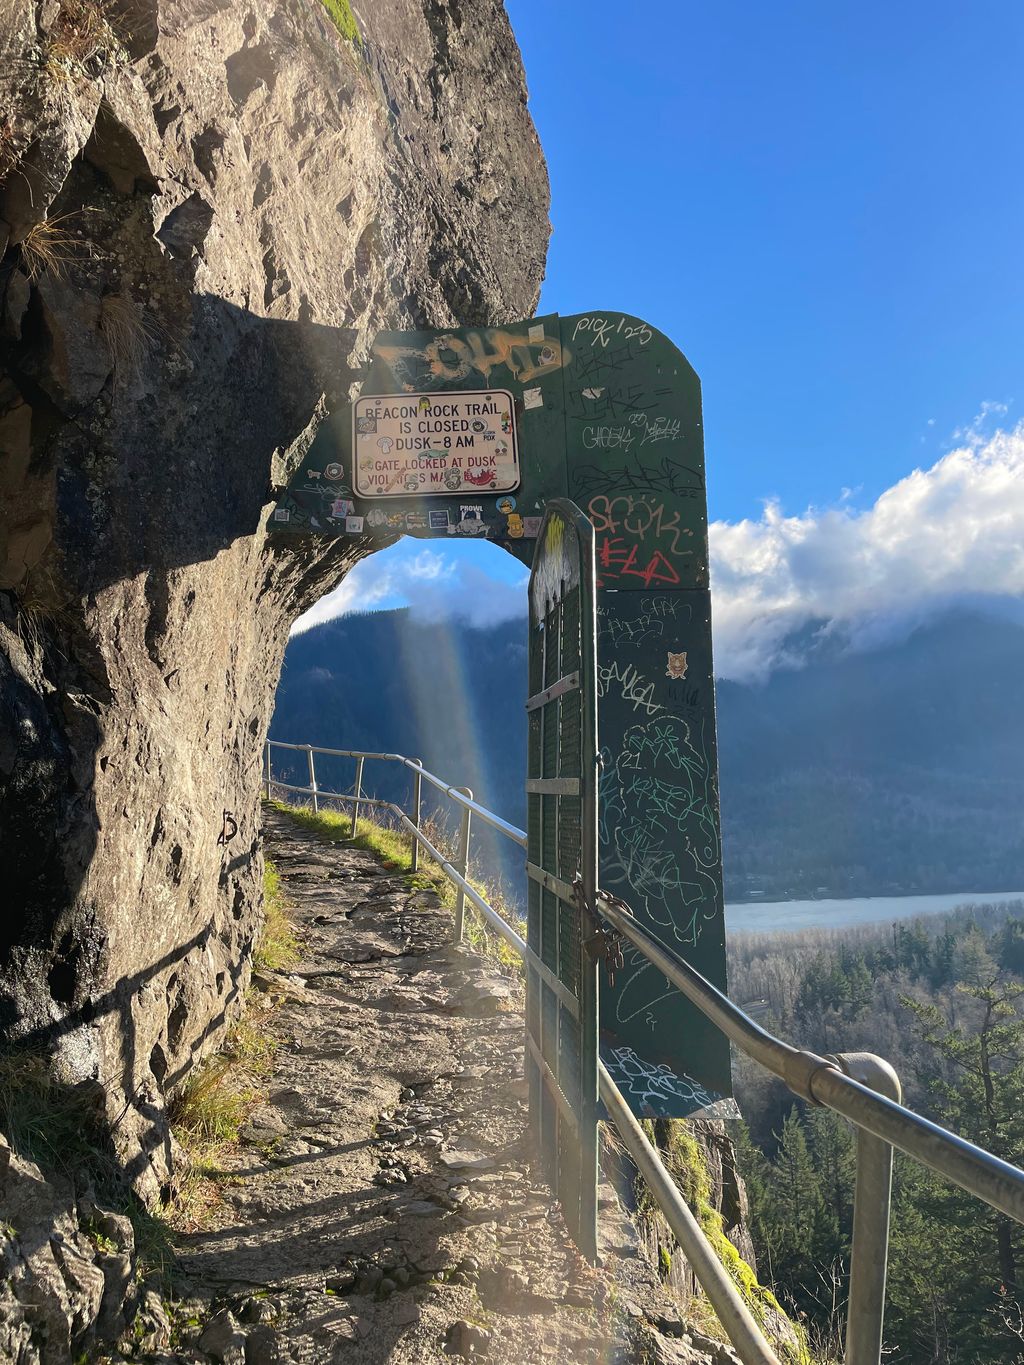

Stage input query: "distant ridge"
[{"left": 272, "top": 606, "right": 1024, "bottom": 902}]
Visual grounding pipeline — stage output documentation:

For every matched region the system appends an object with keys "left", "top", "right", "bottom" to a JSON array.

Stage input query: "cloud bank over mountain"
[
  {"left": 293, "top": 421, "right": 1024, "bottom": 680},
  {"left": 710, "top": 421, "right": 1024, "bottom": 679},
  {"left": 292, "top": 546, "right": 528, "bottom": 636}
]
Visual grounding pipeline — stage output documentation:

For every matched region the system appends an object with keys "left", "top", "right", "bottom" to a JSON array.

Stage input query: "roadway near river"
[{"left": 726, "top": 890, "right": 1024, "bottom": 934}]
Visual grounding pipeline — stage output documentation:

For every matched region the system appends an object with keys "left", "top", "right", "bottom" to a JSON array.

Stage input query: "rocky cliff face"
[{"left": 0, "top": 0, "right": 549, "bottom": 1198}]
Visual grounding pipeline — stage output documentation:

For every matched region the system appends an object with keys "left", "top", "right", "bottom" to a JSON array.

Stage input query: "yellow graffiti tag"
[{"left": 374, "top": 328, "right": 569, "bottom": 388}]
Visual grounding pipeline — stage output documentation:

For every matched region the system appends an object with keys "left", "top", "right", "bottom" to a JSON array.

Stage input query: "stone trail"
[{"left": 167, "top": 806, "right": 731, "bottom": 1364}]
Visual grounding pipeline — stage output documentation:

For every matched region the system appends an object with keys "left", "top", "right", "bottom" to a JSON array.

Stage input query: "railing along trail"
[{"left": 264, "top": 739, "right": 1024, "bottom": 1365}]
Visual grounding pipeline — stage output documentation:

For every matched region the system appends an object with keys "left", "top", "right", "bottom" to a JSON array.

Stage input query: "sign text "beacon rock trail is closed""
[{"left": 352, "top": 389, "right": 520, "bottom": 498}]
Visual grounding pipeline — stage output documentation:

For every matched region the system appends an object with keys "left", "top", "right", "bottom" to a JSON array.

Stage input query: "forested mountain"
[
  {"left": 271, "top": 608, "right": 528, "bottom": 820},
  {"left": 271, "top": 606, "right": 1024, "bottom": 900},
  {"left": 718, "top": 609, "right": 1024, "bottom": 899},
  {"left": 728, "top": 903, "right": 1024, "bottom": 1362}
]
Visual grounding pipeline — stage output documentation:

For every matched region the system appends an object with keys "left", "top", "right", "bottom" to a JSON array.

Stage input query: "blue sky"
[
  {"left": 298, "top": 2, "right": 1024, "bottom": 672},
  {"left": 511, "top": 0, "right": 1022, "bottom": 520}
]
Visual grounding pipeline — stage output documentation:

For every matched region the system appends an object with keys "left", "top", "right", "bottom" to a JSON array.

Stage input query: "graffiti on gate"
[
  {"left": 373, "top": 326, "right": 569, "bottom": 391},
  {"left": 272, "top": 311, "right": 734, "bottom": 1118}
]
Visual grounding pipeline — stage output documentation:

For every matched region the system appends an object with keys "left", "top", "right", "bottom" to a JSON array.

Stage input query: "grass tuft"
[
  {"left": 0, "top": 117, "right": 19, "bottom": 181},
  {"left": 164, "top": 1048, "right": 261, "bottom": 1232},
  {"left": 43, "top": 0, "right": 127, "bottom": 84},
  {"left": 19, "top": 212, "right": 81, "bottom": 280},
  {"left": 100, "top": 293, "right": 154, "bottom": 380},
  {"left": 320, "top": 0, "right": 362, "bottom": 45},
  {"left": 168, "top": 1058, "right": 253, "bottom": 1149},
  {"left": 161, "top": 861, "right": 295, "bottom": 1230},
  {"left": 255, "top": 857, "right": 300, "bottom": 971},
  {"left": 0, "top": 1049, "right": 110, "bottom": 1179}
]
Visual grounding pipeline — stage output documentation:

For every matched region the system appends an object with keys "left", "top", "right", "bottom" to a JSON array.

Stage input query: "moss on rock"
[
  {"left": 320, "top": 0, "right": 361, "bottom": 44},
  {"left": 638, "top": 1118, "right": 813, "bottom": 1363}
]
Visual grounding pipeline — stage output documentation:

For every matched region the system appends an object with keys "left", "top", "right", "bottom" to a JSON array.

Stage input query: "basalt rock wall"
[{"left": 0, "top": 0, "right": 549, "bottom": 1196}]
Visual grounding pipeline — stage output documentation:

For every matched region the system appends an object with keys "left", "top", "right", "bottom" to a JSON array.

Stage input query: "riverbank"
[{"left": 726, "top": 889, "right": 1024, "bottom": 934}]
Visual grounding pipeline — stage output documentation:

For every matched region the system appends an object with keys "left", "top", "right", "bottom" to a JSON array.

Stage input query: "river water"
[{"left": 725, "top": 890, "right": 1024, "bottom": 935}]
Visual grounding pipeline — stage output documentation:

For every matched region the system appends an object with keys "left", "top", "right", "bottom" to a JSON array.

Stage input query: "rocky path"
[{"left": 170, "top": 807, "right": 728, "bottom": 1365}]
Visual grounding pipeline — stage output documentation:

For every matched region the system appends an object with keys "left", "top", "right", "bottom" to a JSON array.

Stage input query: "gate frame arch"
[{"left": 272, "top": 310, "right": 734, "bottom": 1121}]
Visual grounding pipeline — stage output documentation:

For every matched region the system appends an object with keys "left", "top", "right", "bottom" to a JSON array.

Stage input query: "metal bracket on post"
[
  {"left": 351, "top": 756, "right": 365, "bottom": 837},
  {"left": 306, "top": 745, "right": 319, "bottom": 813},
  {"left": 452, "top": 788, "right": 473, "bottom": 942},
  {"left": 410, "top": 760, "right": 423, "bottom": 873},
  {"left": 828, "top": 1052, "right": 902, "bottom": 1365}
]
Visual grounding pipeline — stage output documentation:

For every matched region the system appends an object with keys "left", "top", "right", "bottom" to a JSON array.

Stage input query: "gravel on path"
[{"left": 168, "top": 805, "right": 729, "bottom": 1365}]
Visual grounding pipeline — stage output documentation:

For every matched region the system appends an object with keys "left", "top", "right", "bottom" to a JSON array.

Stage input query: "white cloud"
[
  {"left": 393, "top": 549, "right": 528, "bottom": 627},
  {"left": 291, "top": 545, "right": 528, "bottom": 636},
  {"left": 289, "top": 567, "right": 392, "bottom": 635},
  {"left": 710, "top": 421, "right": 1024, "bottom": 680},
  {"left": 293, "top": 421, "right": 1024, "bottom": 680}
]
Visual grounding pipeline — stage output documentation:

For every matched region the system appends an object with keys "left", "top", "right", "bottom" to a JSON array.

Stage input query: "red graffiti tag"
[{"left": 597, "top": 537, "right": 682, "bottom": 588}]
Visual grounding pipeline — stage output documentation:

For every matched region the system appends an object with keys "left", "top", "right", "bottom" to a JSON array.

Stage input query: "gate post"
[
  {"left": 306, "top": 745, "right": 319, "bottom": 813},
  {"left": 453, "top": 789, "right": 473, "bottom": 942},
  {"left": 351, "top": 756, "right": 364, "bottom": 836},
  {"left": 835, "top": 1053, "right": 901, "bottom": 1365},
  {"left": 410, "top": 760, "right": 423, "bottom": 872}
]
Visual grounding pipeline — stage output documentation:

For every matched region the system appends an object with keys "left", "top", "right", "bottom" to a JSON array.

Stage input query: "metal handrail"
[
  {"left": 266, "top": 741, "right": 528, "bottom": 847},
  {"left": 596, "top": 893, "right": 1024, "bottom": 1225},
  {"left": 264, "top": 740, "right": 1024, "bottom": 1365}
]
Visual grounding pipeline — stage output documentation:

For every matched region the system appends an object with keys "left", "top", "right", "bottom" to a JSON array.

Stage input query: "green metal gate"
[{"left": 525, "top": 500, "right": 600, "bottom": 1262}]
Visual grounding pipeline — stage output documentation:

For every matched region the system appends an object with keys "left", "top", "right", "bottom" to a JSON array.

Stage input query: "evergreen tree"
[
  {"left": 997, "top": 919, "right": 1024, "bottom": 977},
  {"left": 760, "top": 1106, "right": 824, "bottom": 1307},
  {"left": 805, "top": 1106, "right": 854, "bottom": 1264},
  {"left": 903, "top": 978, "right": 1024, "bottom": 1292}
]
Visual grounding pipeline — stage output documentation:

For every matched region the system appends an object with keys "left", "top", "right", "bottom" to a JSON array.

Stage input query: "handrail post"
[
  {"left": 452, "top": 787, "right": 473, "bottom": 941},
  {"left": 350, "top": 756, "right": 365, "bottom": 837},
  {"left": 834, "top": 1052, "right": 902, "bottom": 1365},
  {"left": 410, "top": 760, "right": 423, "bottom": 873},
  {"left": 306, "top": 745, "right": 319, "bottom": 813},
  {"left": 264, "top": 742, "right": 271, "bottom": 800}
]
